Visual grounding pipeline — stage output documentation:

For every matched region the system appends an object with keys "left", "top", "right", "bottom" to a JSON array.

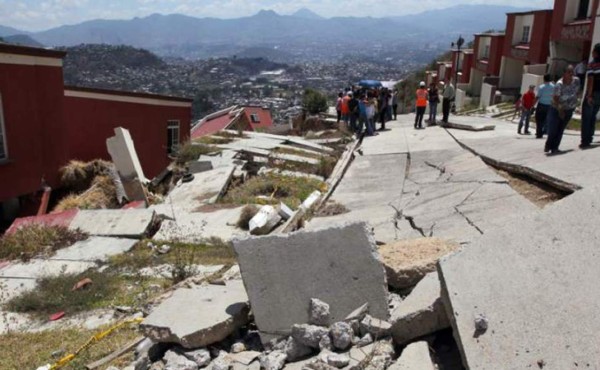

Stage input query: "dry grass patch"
[
  {"left": 194, "top": 135, "right": 234, "bottom": 145},
  {"left": 221, "top": 174, "right": 325, "bottom": 209},
  {"left": 0, "top": 324, "right": 140, "bottom": 370},
  {"left": 272, "top": 146, "right": 322, "bottom": 159},
  {"left": 0, "top": 225, "right": 88, "bottom": 262},
  {"left": 4, "top": 271, "right": 165, "bottom": 318},
  {"left": 55, "top": 175, "right": 119, "bottom": 212},
  {"left": 315, "top": 201, "right": 349, "bottom": 217},
  {"left": 60, "top": 159, "right": 113, "bottom": 191}
]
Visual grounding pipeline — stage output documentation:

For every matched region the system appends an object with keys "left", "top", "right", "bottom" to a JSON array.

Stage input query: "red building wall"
[
  {"left": 64, "top": 90, "right": 191, "bottom": 178},
  {"left": 551, "top": 0, "right": 600, "bottom": 41},
  {"left": 504, "top": 11, "right": 553, "bottom": 64},
  {"left": 473, "top": 34, "right": 505, "bottom": 76},
  {"left": 0, "top": 49, "right": 68, "bottom": 201}
]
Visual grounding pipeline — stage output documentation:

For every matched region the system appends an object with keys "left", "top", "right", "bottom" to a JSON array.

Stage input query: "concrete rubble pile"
[{"left": 113, "top": 222, "right": 450, "bottom": 370}]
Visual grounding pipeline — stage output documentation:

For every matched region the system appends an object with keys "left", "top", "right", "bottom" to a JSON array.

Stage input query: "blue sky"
[{"left": 2, "top": 0, "right": 554, "bottom": 31}]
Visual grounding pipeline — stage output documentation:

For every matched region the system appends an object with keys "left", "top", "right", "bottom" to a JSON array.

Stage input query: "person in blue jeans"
[
  {"left": 545, "top": 66, "right": 580, "bottom": 154},
  {"left": 581, "top": 43, "right": 600, "bottom": 148},
  {"left": 535, "top": 74, "right": 555, "bottom": 138}
]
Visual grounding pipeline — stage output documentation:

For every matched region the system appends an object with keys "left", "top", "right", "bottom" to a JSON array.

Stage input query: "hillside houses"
[{"left": 452, "top": 0, "right": 600, "bottom": 110}]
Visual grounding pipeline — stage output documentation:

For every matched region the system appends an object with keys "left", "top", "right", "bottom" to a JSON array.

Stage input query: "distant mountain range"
[{"left": 0, "top": 4, "right": 533, "bottom": 58}]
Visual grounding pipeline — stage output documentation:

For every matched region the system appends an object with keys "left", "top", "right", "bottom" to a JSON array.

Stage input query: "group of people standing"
[
  {"left": 336, "top": 87, "right": 399, "bottom": 136},
  {"left": 414, "top": 81, "right": 455, "bottom": 129},
  {"left": 515, "top": 43, "right": 600, "bottom": 155}
]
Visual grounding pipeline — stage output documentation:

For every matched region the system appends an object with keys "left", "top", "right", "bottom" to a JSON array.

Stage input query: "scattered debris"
[
  {"left": 309, "top": 298, "right": 331, "bottom": 327},
  {"left": 390, "top": 341, "right": 436, "bottom": 370},
  {"left": 72, "top": 277, "right": 93, "bottom": 291},
  {"left": 249, "top": 205, "right": 282, "bottom": 235}
]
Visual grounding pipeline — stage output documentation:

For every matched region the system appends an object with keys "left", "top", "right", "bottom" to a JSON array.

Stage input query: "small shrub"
[
  {"left": 316, "top": 156, "right": 337, "bottom": 178},
  {"left": 176, "top": 142, "right": 220, "bottom": 164},
  {"left": 0, "top": 225, "right": 88, "bottom": 262},
  {"left": 60, "top": 159, "right": 113, "bottom": 190},
  {"left": 237, "top": 205, "right": 259, "bottom": 230},
  {"left": 302, "top": 88, "right": 329, "bottom": 115}
]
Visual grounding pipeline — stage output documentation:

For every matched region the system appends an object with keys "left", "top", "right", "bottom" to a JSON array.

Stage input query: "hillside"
[
  {"left": 12, "top": 4, "right": 531, "bottom": 58},
  {"left": 2, "top": 34, "right": 44, "bottom": 47}
]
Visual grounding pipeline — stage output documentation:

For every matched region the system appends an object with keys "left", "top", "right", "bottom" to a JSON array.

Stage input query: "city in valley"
[{"left": 0, "top": 1, "right": 598, "bottom": 370}]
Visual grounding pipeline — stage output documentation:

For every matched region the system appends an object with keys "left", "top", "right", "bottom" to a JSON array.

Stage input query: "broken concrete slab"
[
  {"left": 70, "top": 209, "right": 156, "bottom": 238},
  {"left": 106, "top": 127, "right": 149, "bottom": 202},
  {"left": 233, "top": 223, "right": 388, "bottom": 343},
  {"left": 389, "top": 342, "right": 435, "bottom": 370},
  {"left": 444, "top": 119, "right": 495, "bottom": 132},
  {"left": 271, "top": 153, "right": 320, "bottom": 166},
  {"left": 249, "top": 206, "right": 282, "bottom": 235},
  {"left": 378, "top": 238, "right": 460, "bottom": 290},
  {"left": 390, "top": 272, "right": 449, "bottom": 346},
  {"left": 152, "top": 166, "right": 236, "bottom": 215},
  {"left": 438, "top": 185, "right": 600, "bottom": 369},
  {"left": 50, "top": 237, "right": 137, "bottom": 262},
  {"left": 187, "top": 161, "right": 214, "bottom": 174},
  {"left": 141, "top": 280, "right": 250, "bottom": 349}
]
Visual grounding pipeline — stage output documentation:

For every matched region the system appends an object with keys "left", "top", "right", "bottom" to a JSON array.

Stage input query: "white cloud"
[{"left": 0, "top": 0, "right": 554, "bottom": 31}]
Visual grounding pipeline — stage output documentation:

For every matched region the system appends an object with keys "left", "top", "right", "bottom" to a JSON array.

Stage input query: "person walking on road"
[
  {"left": 427, "top": 82, "right": 440, "bottom": 125},
  {"left": 580, "top": 43, "right": 600, "bottom": 149},
  {"left": 442, "top": 81, "right": 455, "bottom": 124},
  {"left": 535, "top": 74, "right": 555, "bottom": 138},
  {"left": 545, "top": 65, "right": 580, "bottom": 154},
  {"left": 335, "top": 92, "right": 343, "bottom": 123},
  {"left": 392, "top": 89, "right": 399, "bottom": 120},
  {"left": 415, "top": 81, "right": 428, "bottom": 129},
  {"left": 518, "top": 85, "right": 536, "bottom": 135}
]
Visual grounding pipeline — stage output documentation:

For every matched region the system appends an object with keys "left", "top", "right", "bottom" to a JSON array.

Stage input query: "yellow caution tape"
[{"left": 48, "top": 317, "right": 143, "bottom": 370}]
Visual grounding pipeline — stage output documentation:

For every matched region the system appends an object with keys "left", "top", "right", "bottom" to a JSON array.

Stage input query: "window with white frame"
[
  {"left": 0, "top": 93, "right": 7, "bottom": 161},
  {"left": 167, "top": 120, "right": 180, "bottom": 155},
  {"left": 521, "top": 26, "right": 531, "bottom": 44},
  {"left": 250, "top": 113, "right": 260, "bottom": 123},
  {"left": 483, "top": 45, "right": 490, "bottom": 59}
]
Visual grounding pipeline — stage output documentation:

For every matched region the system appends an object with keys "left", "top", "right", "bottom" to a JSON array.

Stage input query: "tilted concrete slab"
[
  {"left": 233, "top": 223, "right": 389, "bottom": 343},
  {"left": 445, "top": 115, "right": 495, "bottom": 131},
  {"left": 50, "top": 237, "right": 137, "bottom": 261},
  {"left": 438, "top": 185, "right": 600, "bottom": 369},
  {"left": 152, "top": 166, "right": 236, "bottom": 215},
  {"left": 106, "top": 127, "right": 149, "bottom": 202},
  {"left": 271, "top": 153, "right": 320, "bottom": 165},
  {"left": 389, "top": 342, "right": 435, "bottom": 370},
  {"left": 141, "top": 280, "right": 250, "bottom": 349},
  {"left": 390, "top": 272, "right": 449, "bottom": 345},
  {"left": 153, "top": 206, "right": 245, "bottom": 243},
  {"left": 70, "top": 209, "right": 155, "bottom": 238}
]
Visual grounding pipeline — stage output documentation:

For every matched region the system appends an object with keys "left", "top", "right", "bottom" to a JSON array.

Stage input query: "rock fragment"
[
  {"left": 359, "top": 315, "right": 392, "bottom": 338},
  {"left": 181, "top": 349, "right": 211, "bottom": 368},
  {"left": 163, "top": 350, "right": 199, "bottom": 370},
  {"left": 329, "top": 322, "right": 353, "bottom": 350},
  {"left": 291, "top": 324, "right": 329, "bottom": 349},
  {"left": 284, "top": 337, "right": 313, "bottom": 362},
  {"left": 309, "top": 298, "right": 330, "bottom": 326},
  {"left": 259, "top": 350, "right": 287, "bottom": 370}
]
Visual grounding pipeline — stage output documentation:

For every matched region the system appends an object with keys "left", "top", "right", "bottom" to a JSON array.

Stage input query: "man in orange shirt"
[
  {"left": 415, "top": 82, "right": 428, "bottom": 129},
  {"left": 518, "top": 85, "right": 536, "bottom": 135},
  {"left": 341, "top": 91, "right": 351, "bottom": 128}
]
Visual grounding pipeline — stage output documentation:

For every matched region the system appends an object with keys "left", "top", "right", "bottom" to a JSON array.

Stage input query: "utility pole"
[{"left": 451, "top": 35, "right": 465, "bottom": 85}]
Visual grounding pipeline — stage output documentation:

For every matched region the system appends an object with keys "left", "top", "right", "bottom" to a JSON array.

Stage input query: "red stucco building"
[
  {"left": 550, "top": 0, "right": 600, "bottom": 75},
  {"left": 451, "top": 49, "right": 474, "bottom": 85},
  {"left": 499, "top": 10, "right": 554, "bottom": 91},
  {"left": 191, "top": 105, "right": 273, "bottom": 139},
  {"left": 0, "top": 44, "right": 192, "bottom": 223},
  {"left": 469, "top": 33, "right": 506, "bottom": 96}
]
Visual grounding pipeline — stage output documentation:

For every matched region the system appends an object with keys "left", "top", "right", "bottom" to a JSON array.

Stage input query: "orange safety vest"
[{"left": 416, "top": 89, "right": 428, "bottom": 107}]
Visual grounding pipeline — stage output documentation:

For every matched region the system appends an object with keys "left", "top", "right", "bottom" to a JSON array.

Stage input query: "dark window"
[
  {"left": 250, "top": 113, "right": 260, "bottom": 123},
  {"left": 167, "top": 120, "right": 180, "bottom": 155},
  {"left": 521, "top": 26, "right": 531, "bottom": 43},
  {"left": 578, "top": 0, "right": 590, "bottom": 19}
]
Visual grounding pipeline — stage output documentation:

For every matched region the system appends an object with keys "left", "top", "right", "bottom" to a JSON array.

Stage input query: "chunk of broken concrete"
[
  {"left": 378, "top": 238, "right": 459, "bottom": 290},
  {"left": 163, "top": 350, "right": 199, "bottom": 370},
  {"left": 323, "top": 353, "right": 349, "bottom": 369},
  {"left": 233, "top": 222, "right": 389, "bottom": 343},
  {"left": 300, "top": 191, "right": 321, "bottom": 210},
  {"left": 230, "top": 342, "right": 246, "bottom": 354},
  {"left": 344, "top": 303, "right": 369, "bottom": 322},
  {"left": 106, "top": 127, "right": 149, "bottom": 202},
  {"left": 346, "top": 340, "right": 395, "bottom": 370},
  {"left": 318, "top": 335, "right": 332, "bottom": 352},
  {"left": 278, "top": 202, "right": 295, "bottom": 221},
  {"left": 388, "top": 342, "right": 435, "bottom": 370},
  {"left": 309, "top": 298, "right": 330, "bottom": 326},
  {"left": 359, "top": 315, "right": 392, "bottom": 339},
  {"left": 141, "top": 281, "right": 249, "bottom": 349},
  {"left": 249, "top": 205, "right": 282, "bottom": 235},
  {"left": 355, "top": 333, "right": 373, "bottom": 347},
  {"left": 390, "top": 272, "right": 449, "bottom": 346},
  {"left": 291, "top": 324, "right": 329, "bottom": 349},
  {"left": 259, "top": 350, "right": 287, "bottom": 370},
  {"left": 329, "top": 322, "right": 353, "bottom": 350},
  {"left": 284, "top": 337, "right": 313, "bottom": 362},
  {"left": 210, "top": 352, "right": 232, "bottom": 370},
  {"left": 180, "top": 348, "right": 211, "bottom": 367}
]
